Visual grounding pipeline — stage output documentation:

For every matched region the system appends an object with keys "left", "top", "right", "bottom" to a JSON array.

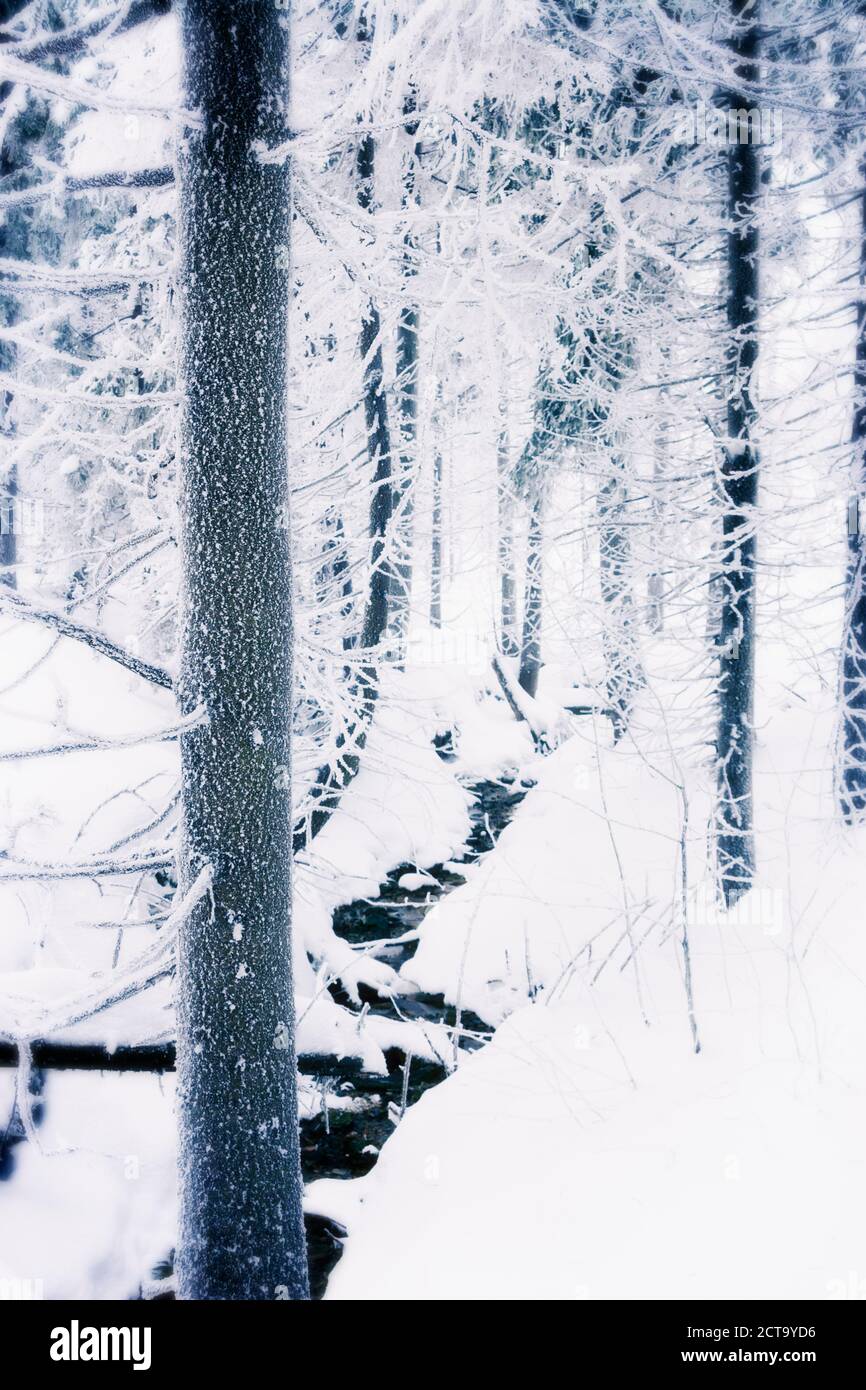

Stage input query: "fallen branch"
[{"left": 491, "top": 651, "right": 549, "bottom": 750}]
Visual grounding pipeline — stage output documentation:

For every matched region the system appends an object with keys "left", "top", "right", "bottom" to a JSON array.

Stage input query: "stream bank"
[{"left": 300, "top": 774, "right": 527, "bottom": 1298}]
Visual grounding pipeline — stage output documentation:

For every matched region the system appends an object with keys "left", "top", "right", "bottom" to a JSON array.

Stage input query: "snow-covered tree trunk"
[
  {"left": 174, "top": 0, "right": 308, "bottom": 1301},
  {"left": 518, "top": 495, "right": 543, "bottom": 697},
  {"left": 839, "top": 156, "right": 866, "bottom": 820},
  {"left": 358, "top": 123, "right": 395, "bottom": 655},
  {"left": 291, "top": 39, "right": 391, "bottom": 856},
  {"left": 598, "top": 454, "right": 642, "bottom": 740},
  {"left": 0, "top": 11, "right": 39, "bottom": 593},
  {"left": 392, "top": 92, "right": 421, "bottom": 660},
  {"left": 716, "top": 0, "right": 761, "bottom": 905},
  {"left": 498, "top": 409, "right": 518, "bottom": 658},
  {"left": 430, "top": 383, "right": 443, "bottom": 628}
]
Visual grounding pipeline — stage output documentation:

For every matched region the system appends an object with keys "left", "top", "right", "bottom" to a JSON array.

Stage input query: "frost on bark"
[
  {"left": 0, "top": 12, "right": 46, "bottom": 591},
  {"left": 598, "top": 455, "right": 642, "bottom": 740},
  {"left": 840, "top": 157, "right": 866, "bottom": 821},
  {"left": 715, "top": 0, "right": 760, "bottom": 905},
  {"left": 518, "top": 495, "right": 544, "bottom": 698},
  {"left": 391, "top": 88, "right": 422, "bottom": 661},
  {"left": 430, "top": 383, "right": 444, "bottom": 628},
  {"left": 175, "top": 0, "right": 308, "bottom": 1301},
  {"left": 498, "top": 406, "right": 519, "bottom": 658},
  {"left": 292, "top": 16, "right": 407, "bottom": 856},
  {"left": 291, "top": 53, "right": 391, "bottom": 857}
]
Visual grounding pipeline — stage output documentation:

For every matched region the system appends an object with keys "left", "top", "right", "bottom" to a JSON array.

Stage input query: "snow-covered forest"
[{"left": 1, "top": 0, "right": 865, "bottom": 1305}]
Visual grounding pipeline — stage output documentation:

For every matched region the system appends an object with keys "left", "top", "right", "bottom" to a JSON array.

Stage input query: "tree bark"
[
  {"left": 598, "top": 455, "right": 642, "bottom": 740},
  {"left": 391, "top": 90, "right": 421, "bottom": 659},
  {"left": 430, "top": 386, "right": 443, "bottom": 628},
  {"left": 840, "top": 156, "right": 866, "bottom": 820},
  {"left": 357, "top": 111, "right": 395, "bottom": 655},
  {"left": 716, "top": 0, "right": 760, "bottom": 904},
  {"left": 175, "top": 0, "right": 308, "bottom": 1301},
  {"left": 498, "top": 409, "right": 518, "bottom": 657},
  {"left": 518, "top": 496, "right": 544, "bottom": 698},
  {"left": 291, "top": 47, "right": 393, "bottom": 857}
]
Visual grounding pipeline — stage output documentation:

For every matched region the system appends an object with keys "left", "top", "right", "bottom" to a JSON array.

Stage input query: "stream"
[
  {"left": 0, "top": 775, "right": 527, "bottom": 1301},
  {"left": 301, "top": 774, "right": 526, "bottom": 1297}
]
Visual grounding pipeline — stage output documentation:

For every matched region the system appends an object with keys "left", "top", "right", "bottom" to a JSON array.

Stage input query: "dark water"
[
  {"left": 0, "top": 775, "right": 526, "bottom": 1301},
  {"left": 301, "top": 776, "right": 525, "bottom": 1297}
]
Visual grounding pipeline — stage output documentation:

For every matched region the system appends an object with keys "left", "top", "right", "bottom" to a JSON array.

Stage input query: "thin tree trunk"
[
  {"left": 0, "top": 13, "right": 33, "bottom": 593},
  {"left": 518, "top": 496, "right": 544, "bottom": 698},
  {"left": 598, "top": 455, "right": 643, "bottom": 739},
  {"left": 333, "top": 511, "right": 356, "bottom": 653},
  {"left": 0, "top": 463, "right": 15, "bottom": 590},
  {"left": 391, "top": 90, "right": 421, "bottom": 659},
  {"left": 430, "top": 386, "right": 443, "bottom": 628},
  {"left": 840, "top": 156, "right": 866, "bottom": 820},
  {"left": 498, "top": 410, "right": 518, "bottom": 657},
  {"left": 716, "top": 0, "right": 760, "bottom": 904},
  {"left": 647, "top": 407, "right": 668, "bottom": 634},
  {"left": 292, "top": 56, "right": 394, "bottom": 856},
  {"left": 175, "top": 0, "right": 308, "bottom": 1301},
  {"left": 357, "top": 107, "right": 395, "bottom": 655}
]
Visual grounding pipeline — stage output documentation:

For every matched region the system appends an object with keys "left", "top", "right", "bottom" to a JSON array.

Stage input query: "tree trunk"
[
  {"left": 175, "top": 0, "right": 308, "bottom": 1301},
  {"left": 498, "top": 411, "right": 518, "bottom": 657},
  {"left": 598, "top": 455, "right": 643, "bottom": 739},
  {"left": 840, "top": 156, "right": 866, "bottom": 820},
  {"left": 357, "top": 116, "right": 395, "bottom": 655},
  {"left": 391, "top": 91, "right": 421, "bottom": 659},
  {"left": 291, "top": 61, "right": 393, "bottom": 856},
  {"left": 430, "top": 386, "right": 443, "bottom": 628},
  {"left": 518, "top": 496, "right": 543, "bottom": 698},
  {"left": 646, "top": 407, "right": 668, "bottom": 634},
  {"left": 0, "top": 15, "right": 33, "bottom": 594},
  {"left": 716, "top": 0, "right": 760, "bottom": 904}
]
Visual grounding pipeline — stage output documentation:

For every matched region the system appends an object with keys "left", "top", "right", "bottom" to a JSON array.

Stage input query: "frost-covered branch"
[{"left": 0, "top": 590, "right": 173, "bottom": 688}]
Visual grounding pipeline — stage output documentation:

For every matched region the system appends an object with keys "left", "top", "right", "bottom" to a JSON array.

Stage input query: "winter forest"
[{"left": 0, "top": 0, "right": 865, "bottom": 1307}]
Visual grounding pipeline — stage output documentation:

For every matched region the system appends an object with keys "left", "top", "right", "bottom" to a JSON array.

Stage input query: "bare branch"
[{"left": 0, "top": 590, "right": 173, "bottom": 689}]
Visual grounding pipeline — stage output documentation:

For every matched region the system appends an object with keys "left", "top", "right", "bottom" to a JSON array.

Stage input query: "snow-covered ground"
[{"left": 318, "top": 703, "right": 866, "bottom": 1299}]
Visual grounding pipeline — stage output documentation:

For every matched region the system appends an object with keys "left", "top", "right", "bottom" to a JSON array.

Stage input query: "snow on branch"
[
  {"left": 0, "top": 590, "right": 173, "bottom": 689},
  {"left": 0, "top": 52, "right": 200, "bottom": 125},
  {"left": 0, "top": 705, "right": 205, "bottom": 763},
  {"left": 1, "top": 0, "right": 171, "bottom": 64},
  {"left": 0, "top": 864, "right": 212, "bottom": 1046},
  {"left": 0, "top": 255, "right": 172, "bottom": 293},
  {"left": 0, "top": 849, "right": 173, "bottom": 884}
]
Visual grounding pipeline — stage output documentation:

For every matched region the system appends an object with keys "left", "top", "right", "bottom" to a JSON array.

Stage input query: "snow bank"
[{"left": 321, "top": 704, "right": 866, "bottom": 1299}]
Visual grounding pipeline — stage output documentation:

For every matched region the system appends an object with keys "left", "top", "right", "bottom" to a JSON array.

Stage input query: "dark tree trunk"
[
  {"left": 498, "top": 413, "right": 518, "bottom": 658},
  {"left": 518, "top": 496, "right": 544, "bottom": 698},
  {"left": 357, "top": 117, "right": 396, "bottom": 655},
  {"left": 291, "top": 58, "right": 394, "bottom": 856},
  {"left": 647, "top": 408, "right": 668, "bottom": 634},
  {"left": 0, "top": 12, "right": 36, "bottom": 593},
  {"left": 840, "top": 157, "right": 866, "bottom": 820},
  {"left": 391, "top": 91, "right": 422, "bottom": 658},
  {"left": 716, "top": 0, "right": 760, "bottom": 904},
  {"left": 175, "top": 0, "right": 308, "bottom": 1302},
  {"left": 598, "top": 456, "right": 642, "bottom": 740},
  {"left": 0, "top": 460, "right": 15, "bottom": 591},
  {"left": 430, "top": 390, "right": 443, "bottom": 629},
  {"left": 316, "top": 509, "right": 355, "bottom": 653}
]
